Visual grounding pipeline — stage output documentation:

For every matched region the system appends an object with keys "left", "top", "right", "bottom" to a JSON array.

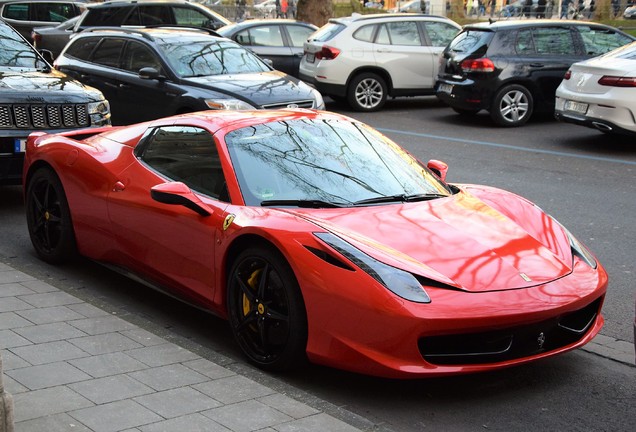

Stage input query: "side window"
[
  {"left": 243, "top": 25, "right": 285, "bottom": 47},
  {"left": 3, "top": 3, "right": 30, "bottom": 21},
  {"left": 65, "top": 37, "right": 100, "bottom": 60},
  {"left": 386, "top": 21, "right": 421, "bottom": 46},
  {"left": 353, "top": 24, "right": 375, "bottom": 43},
  {"left": 515, "top": 29, "right": 535, "bottom": 54},
  {"left": 134, "top": 6, "right": 172, "bottom": 26},
  {"left": 532, "top": 27, "right": 573, "bottom": 56},
  {"left": 33, "top": 3, "right": 78, "bottom": 22},
  {"left": 121, "top": 41, "right": 162, "bottom": 73},
  {"left": 578, "top": 26, "right": 633, "bottom": 56},
  {"left": 286, "top": 25, "right": 315, "bottom": 47},
  {"left": 424, "top": 22, "right": 458, "bottom": 47},
  {"left": 140, "top": 126, "right": 228, "bottom": 201},
  {"left": 173, "top": 6, "right": 210, "bottom": 27},
  {"left": 91, "top": 38, "right": 125, "bottom": 68}
]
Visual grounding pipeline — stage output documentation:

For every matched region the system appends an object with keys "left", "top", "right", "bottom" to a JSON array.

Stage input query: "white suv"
[{"left": 299, "top": 13, "right": 460, "bottom": 111}]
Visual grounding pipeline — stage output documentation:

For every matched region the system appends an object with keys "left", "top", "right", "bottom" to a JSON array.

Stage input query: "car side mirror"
[
  {"left": 139, "top": 67, "right": 162, "bottom": 80},
  {"left": 150, "top": 182, "right": 211, "bottom": 217},
  {"left": 427, "top": 159, "right": 449, "bottom": 182}
]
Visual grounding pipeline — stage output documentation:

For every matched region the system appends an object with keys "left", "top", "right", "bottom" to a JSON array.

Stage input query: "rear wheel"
[
  {"left": 347, "top": 72, "right": 387, "bottom": 112},
  {"left": 490, "top": 84, "right": 533, "bottom": 127},
  {"left": 227, "top": 245, "right": 307, "bottom": 371},
  {"left": 25, "top": 167, "right": 77, "bottom": 264}
]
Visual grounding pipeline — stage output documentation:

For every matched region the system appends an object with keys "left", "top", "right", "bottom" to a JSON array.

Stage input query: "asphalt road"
[{"left": 1, "top": 98, "right": 635, "bottom": 431}]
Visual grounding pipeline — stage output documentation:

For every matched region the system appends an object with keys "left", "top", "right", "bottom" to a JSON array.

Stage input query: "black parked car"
[
  {"left": 217, "top": 19, "right": 317, "bottom": 78},
  {"left": 435, "top": 20, "right": 635, "bottom": 127},
  {"left": 54, "top": 27, "right": 325, "bottom": 125},
  {"left": 0, "top": 0, "right": 84, "bottom": 41},
  {"left": 0, "top": 17, "right": 110, "bottom": 185}
]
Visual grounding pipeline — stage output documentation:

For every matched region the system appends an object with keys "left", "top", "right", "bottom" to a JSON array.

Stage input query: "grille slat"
[
  {"left": 0, "top": 103, "right": 90, "bottom": 129},
  {"left": 261, "top": 100, "right": 316, "bottom": 110}
]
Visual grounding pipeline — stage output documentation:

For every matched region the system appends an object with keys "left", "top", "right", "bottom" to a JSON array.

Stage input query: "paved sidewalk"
[{"left": 0, "top": 263, "right": 365, "bottom": 432}]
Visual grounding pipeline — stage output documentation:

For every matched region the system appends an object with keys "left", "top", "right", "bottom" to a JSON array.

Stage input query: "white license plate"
[
  {"left": 306, "top": 53, "right": 315, "bottom": 63},
  {"left": 564, "top": 100, "right": 588, "bottom": 114},
  {"left": 14, "top": 138, "right": 26, "bottom": 153},
  {"left": 438, "top": 83, "right": 453, "bottom": 94}
]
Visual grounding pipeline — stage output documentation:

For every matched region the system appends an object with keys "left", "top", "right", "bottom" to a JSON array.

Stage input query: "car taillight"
[
  {"left": 31, "top": 32, "right": 41, "bottom": 44},
  {"left": 460, "top": 58, "right": 495, "bottom": 73},
  {"left": 315, "top": 46, "right": 340, "bottom": 60},
  {"left": 598, "top": 75, "right": 636, "bottom": 87},
  {"left": 563, "top": 70, "right": 572, "bottom": 80}
]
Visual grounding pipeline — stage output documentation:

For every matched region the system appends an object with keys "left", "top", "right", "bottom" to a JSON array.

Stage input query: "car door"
[
  {"left": 107, "top": 125, "right": 230, "bottom": 304},
  {"left": 233, "top": 24, "right": 293, "bottom": 75},
  {"left": 282, "top": 23, "right": 316, "bottom": 77},
  {"left": 372, "top": 20, "right": 433, "bottom": 90}
]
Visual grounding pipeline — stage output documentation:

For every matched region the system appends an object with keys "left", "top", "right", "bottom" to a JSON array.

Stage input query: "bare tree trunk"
[{"left": 296, "top": 0, "right": 334, "bottom": 26}]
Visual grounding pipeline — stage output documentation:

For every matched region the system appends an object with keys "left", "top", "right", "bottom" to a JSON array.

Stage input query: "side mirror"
[
  {"left": 427, "top": 159, "right": 448, "bottom": 182},
  {"left": 139, "top": 67, "right": 162, "bottom": 80},
  {"left": 150, "top": 182, "right": 211, "bottom": 216}
]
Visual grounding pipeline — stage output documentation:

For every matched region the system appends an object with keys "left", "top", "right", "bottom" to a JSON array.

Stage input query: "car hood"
[
  {"left": 182, "top": 71, "right": 316, "bottom": 106},
  {"left": 289, "top": 189, "right": 573, "bottom": 293},
  {"left": 0, "top": 69, "right": 104, "bottom": 102}
]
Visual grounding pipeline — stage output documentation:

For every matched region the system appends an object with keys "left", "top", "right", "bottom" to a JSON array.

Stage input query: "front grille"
[
  {"left": 261, "top": 99, "right": 316, "bottom": 109},
  {"left": 0, "top": 103, "right": 90, "bottom": 130},
  {"left": 418, "top": 298, "right": 602, "bottom": 366}
]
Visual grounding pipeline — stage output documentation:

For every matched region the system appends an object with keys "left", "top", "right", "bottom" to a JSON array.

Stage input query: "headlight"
[
  {"left": 314, "top": 232, "right": 431, "bottom": 303},
  {"left": 205, "top": 98, "right": 256, "bottom": 110},
  {"left": 87, "top": 100, "right": 111, "bottom": 125},
  {"left": 563, "top": 225, "right": 597, "bottom": 269}
]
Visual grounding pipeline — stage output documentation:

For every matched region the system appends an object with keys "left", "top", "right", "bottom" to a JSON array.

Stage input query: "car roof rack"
[{"left": 79, "top": 25, "right": 221, "bottom": 40}]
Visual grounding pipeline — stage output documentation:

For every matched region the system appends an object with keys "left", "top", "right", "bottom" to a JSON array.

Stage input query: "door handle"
[{"left": 529, "top": 63, "right": 545, "bottom": 67}]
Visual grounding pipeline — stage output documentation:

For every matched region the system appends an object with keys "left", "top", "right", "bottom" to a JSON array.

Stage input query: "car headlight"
[
  {"left": 205, "top": 98, "right": 256, "bottom": 110},
  {"left": 87, "top": 100, "right": 111, "bottom": 125},
  {"left": 314, "top": 232, "right": 431, "bottom": 303},
  {"left": 562, "top": 225, "right": 597, "bottom": 269}
]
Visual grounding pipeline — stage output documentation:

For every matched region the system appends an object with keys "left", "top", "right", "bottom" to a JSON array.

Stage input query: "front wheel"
[
  {"left": 347, "top": 72, "right": 388, "bottom": 112},
  {"left": 227, "top": 246, "right": 307, "bottom": 371},
  {"left": 490, "top": 84, "right": 533, "bottom": 127},
  {"left": 25, "top": 167, "right": 77, "bottom": 264}
]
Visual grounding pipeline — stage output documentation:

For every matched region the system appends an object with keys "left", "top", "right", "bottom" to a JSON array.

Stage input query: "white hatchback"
[
  {"left": 555, "top": 41, "right": 636, "bottom": 137},
  {"left": 299, "top": 13, "right": 460, "bottom": 111}
]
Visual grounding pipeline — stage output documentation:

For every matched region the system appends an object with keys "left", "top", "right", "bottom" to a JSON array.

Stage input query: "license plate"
[
  {"left": 306, "top": 53, "right": 315, "bottom": 63},
  {"left": 564, "top": 100, "right": 588, "bottom": 115},
  {"left": 14, "top": 138, "right": 26, "bottom": 153},
  {"left": 438, "top": 83, "right": 453, "bottom": 94}
]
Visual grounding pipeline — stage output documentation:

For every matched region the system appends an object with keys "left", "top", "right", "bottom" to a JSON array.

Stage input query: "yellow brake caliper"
[{"left": 243, "top": 268, "right": 262, "bottom": 317}]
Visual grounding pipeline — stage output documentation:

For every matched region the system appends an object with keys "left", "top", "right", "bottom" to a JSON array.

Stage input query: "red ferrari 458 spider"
[{"left": 23, "top": 109, "right": 607, "bottom": 378}]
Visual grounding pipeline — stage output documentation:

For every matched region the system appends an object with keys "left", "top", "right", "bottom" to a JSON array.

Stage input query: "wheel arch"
[{"left": 346, "top": 66, "right": 394, "bottom": 94}]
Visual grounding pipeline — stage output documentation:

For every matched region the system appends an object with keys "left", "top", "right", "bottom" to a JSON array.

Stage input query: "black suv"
[
  {"left": 0, "top": 18, "right": 110, "bottom": 185},
  {"left": 435, "top": 20, "right": 635, "bottom": 127},
  {"left": 54, "top": 27, "right": 324, "bottom": 124}
]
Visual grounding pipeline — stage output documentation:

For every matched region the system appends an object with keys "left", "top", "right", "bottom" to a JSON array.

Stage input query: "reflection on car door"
[
  {"left": 234, "top": 25, "right": 294, "bottom": 75},
  {"left": 107, "top": 125, "right": 229, "bottom": 304}
]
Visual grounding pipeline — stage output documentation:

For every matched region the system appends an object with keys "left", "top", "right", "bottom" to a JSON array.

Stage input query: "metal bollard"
[{"left": 0, "top": 353, "right": 14, "bottom": 432}]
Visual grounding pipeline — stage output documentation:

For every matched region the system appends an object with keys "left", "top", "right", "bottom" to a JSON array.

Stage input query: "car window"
[
  {"left": 92, "top": 38, "right": 125, "bottom": 68},
  {"left": 577, "top": 26, "right": 634, "bottom": 56},
  {"left": 33, "top": 2, "right": 78, "bottom": 22},
  {"left": 353, "top": 24, "right": 375, "bottom": 43},
  {"left": 3, "top": 3, "right": 29, "bottom": 20},
  {"left": 134, "top": 5, "right": 172, "bottom": 26},
  {"left": 286, "top": 25, "right": 314, "bottom": 47},
  {"left": 82, "top": 6, "right": 131, "bottom": 26},
  {"left": 447, "top": 29, "right": 491, "bottom": 54},
  {"left": 122, "top": 41, "right": 162, "bottom": 73},
  {"left": 310, "top": 22, "right": 344, "bottom": 42},
  {"left": 140, "top": 126, "right": 228, "bottom": 200},
  {"left": 173, "top": 6, "right": 210, "bottom": 27},
  {"left": 237, "top": 25, "right": 284, "bottom": 47},
  {"left": 517, "top": 28, "right": 573, "bottom": 56},
  {"left": 0, "top": 21, "right": 41, "bottom": 68},
  {"left": 385, "top": 21, "right": 421, "bottom": 46},
  {"left": 64, "top": 36, "right": 100, "bottom": 60},
  {"left": 424, "top": 22, "right": 458, "bottom": 47}
]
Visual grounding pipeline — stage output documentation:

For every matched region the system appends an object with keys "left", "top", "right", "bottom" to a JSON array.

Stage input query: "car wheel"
[
  {"left": 490, "top": 84, "right": 533, "bottom": 127},
  {"left": 25, "top": 167, "right": 77, "bottom": 264},
  {"left": 452, "top": 107, "right": 480, "bottom": 116},
  {"left": 227, "top": 245, "right": 307, "bottom": 371},
  {"left": 347, "top": 72, "right": 387, "bottom": 112}
]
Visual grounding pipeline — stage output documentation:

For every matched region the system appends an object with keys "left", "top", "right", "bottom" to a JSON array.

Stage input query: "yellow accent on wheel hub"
[
  {"left": 257, "top": 303, "right": 265, "bottom": 315},
  {"left": 242, "top": 268, "right": 263, "bottom": 316}
]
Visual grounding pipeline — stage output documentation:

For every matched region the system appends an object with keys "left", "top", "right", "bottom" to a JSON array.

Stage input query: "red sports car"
[{"left": 23, "top": 109, "right": 607, "bottom": 378}]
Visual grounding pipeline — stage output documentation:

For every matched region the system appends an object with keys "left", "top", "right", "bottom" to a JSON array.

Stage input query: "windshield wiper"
[
  {"left": 260, "top": 199, "right": 347, "bottom": 208},
  {"left": 353, "top": 193, "right": 447, "bottom": 206}
]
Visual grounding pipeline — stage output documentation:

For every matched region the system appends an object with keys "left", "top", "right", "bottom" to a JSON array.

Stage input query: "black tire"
[
  {"left": 490, "top": 84, "right": 533, "bottom": 127},
  {"left": 227, "top": 245, "right": 307, "bottom": 371},
  {"left": 347, "top": 72, "right": 388, "bottom": 112},
  {"left": 25, "top": 167, "right": 77, "bottom": 264},
  {"left": 452, "top": 107, "right": 480, "bottom": 116}
]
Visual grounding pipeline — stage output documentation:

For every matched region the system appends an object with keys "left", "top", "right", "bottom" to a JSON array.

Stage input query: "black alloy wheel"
[
  {"left": 227, "top": 246, "right": 307, "bottom": 371},
  {"left": 26, "top": 167, "right": 77, "bottom": 264}
]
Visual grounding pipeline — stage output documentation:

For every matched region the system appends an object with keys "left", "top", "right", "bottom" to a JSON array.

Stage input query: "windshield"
[
  {"left": 0, "top": 23, "right": 46, "bottom": 70},
  {"left": 157, "top": 38, "right": 269, "bottom": 78},
  {"left": 225, "top": 118, "right": 450, "bottom": 207}
]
